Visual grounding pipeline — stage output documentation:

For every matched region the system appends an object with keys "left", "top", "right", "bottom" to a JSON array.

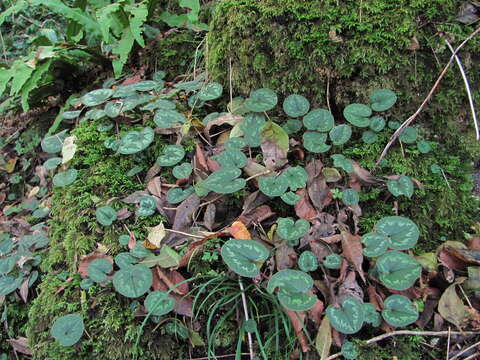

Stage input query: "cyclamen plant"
[{"left": 37, "top": 72, "right": 432, "bottom": 350}]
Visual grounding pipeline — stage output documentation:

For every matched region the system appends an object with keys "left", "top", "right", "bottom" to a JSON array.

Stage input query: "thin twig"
[
  {"left": 447, "top": 327, "right": 451, "bottom": 360},
  {"left": 245, "top": 170, "right": 272, "bottom": 182},
  {"left": 440, "top": 168, "right": 452, "bottom": 190},
  {"left": 449, "top": 340, "right": 480, "bottom": 360},
  {"left": 238, "top": 278, "right": 255, "bottom": 360},
  {"left": 444, "top": 38, "right": 479, "bottom": 140},
  {"left": 326, "top": 72, "right": 332, "bottom": 113},
  {"left": 0, "top": 29, "right": 7, "bottom": 62},
  {"left": 229, "top": 57, "right": 233, "bottom": 109},
  {"left": 326, "top": 330, "right": 480, "bottom": 360},
  {"left": 375, "top": 26, "right": 480, "bottom": 168},
  {"left": 190, "top": 353, "right": 251, "bottom": 360},
  {"left": 198, "top": 194, "right": 224, "bottom": 208},
  {"left": 464, "top": 352, "right": 480, "bottom": 360},
  {"left": 164, "top": 228, "right": 204, "bottom": 239}
]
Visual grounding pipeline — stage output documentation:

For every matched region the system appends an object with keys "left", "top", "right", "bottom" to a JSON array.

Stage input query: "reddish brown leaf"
[
  {"left": 305, "top": 160, "right": 331, "bottom": 212},
  {"left": 206, "top": 158, "right": 221, "bottom": 172},
  {"left": 261, "top": 139, "right": 287, "bottom": 170},
  {"left": 19, "top": 277, "right": 29, "bottom": 303},
  {"left": 203, "top": 203, "right": 216, "bottom": 231},
  {"left": 204, "top": 113, "right": 242, "bottom": 140},
  {"left": 144, "top": 162, "right": 161, "bottom": 184},
  {"left": 438, "top": 248, "right": 468, "bottom": 270},
  {"left": 78, "top": 253, "right": 113, "bottom": 278},
  {"left": 238, "top": 204, "right": 275, "bottom": 227},
  {"left": 468, "top": 237, "right": 480, "bottom": 250},
  {"left": 341, "top": 232, "right": 365, "bottom": 283},
  {"left": 116, "top": 208, "right": 132, "bottom": 220},
  {"left": 319, "top": 234, "right": 342, "bottom": 244},
  {"left": 194, "top": 143, "right": 209, "bottom": 173},
  {"left": 337, "top": 271, "right": 363, "bottom": 304},
  {"left": 276, "top": 243, "right": 297, "bottom": 270},
  {"left": 367, "top": 285, "right": 383, "bottom": 311},
  {"left": 416, "top": 299, "right": 437, "bottom": 328},
  {"left": 294, "top": 188, "right": 317, "bottom": 220},
  {"left": 163, "top": 194, "right": 201, "bottom": 246},
  {"left": 147, "top": 177, "right": 163, "bottom": 197},
  {"left": 7, "top": 337, "right": 32, "bottom": 355},
  {"left": 121, "top": 191, "right": 148, "bottom": 204},
  {"left": 308, "top": 299, "right": 324, "bottom": 325},
  {"left": 350, "top": 161, "right": 379, "bottom": 185},
  {"left": 284, "top": 308, "right": 311, "bottom": 353}
]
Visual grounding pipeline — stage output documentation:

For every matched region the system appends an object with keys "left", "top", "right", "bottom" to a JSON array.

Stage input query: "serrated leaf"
[
  {"left": 112, "top": 264, "right": 152, "bottom": 298},
  {"left": 382, "top": 294, "right": 419, "bottom": 327},
  {"left": 326, "top": 296, "right": 364, "bottom": 334},
  {"left": 221, "top": 239, "right": 269, "bottom": 277}
]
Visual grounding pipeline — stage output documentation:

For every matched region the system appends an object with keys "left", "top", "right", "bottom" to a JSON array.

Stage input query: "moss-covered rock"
[{"left": 206, "top": 0, "right": 480, "bottom": 247}]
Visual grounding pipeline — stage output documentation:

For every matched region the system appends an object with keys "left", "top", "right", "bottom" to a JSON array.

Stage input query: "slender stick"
[
  {"left": 164, "top": 228, "right": 204, "bottom": 239},
  {"left": 238, "top": 278, "right": 255, "bottom": 360},
  {"left": 446, "top": 327, "right": 451, "bottom": 360},
  {"left": 245, "top": 170, "right": 272, "bottom": 182},
  {"left": 190, "top": 353, "right": 251, "bottom": 360},
  {"left": 326, "top": 330, "right": 480, "bottom": 360},
  {"left": 444, "top": 38, "right": 479, "bottom": 140},
  {"left": 449, "top": 340, "right": 480, "bottom": 360},
  {"left": 375, "top": 26, "right": 480, "bottom": 168}
]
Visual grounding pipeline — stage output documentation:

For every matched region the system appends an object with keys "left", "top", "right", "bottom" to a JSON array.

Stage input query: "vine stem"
[
  {"left": 238, "top": 278, "right": 255, "bottom": 360},
  {"left": 375, "top": 26, "right": 480, "bottom": 169},
  {"left": 326, "top": 330, "right": 480, "bottom": 360}
]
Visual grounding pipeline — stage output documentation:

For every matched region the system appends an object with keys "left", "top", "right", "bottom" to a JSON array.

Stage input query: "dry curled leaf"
[
  {"left": 341, "top": 232, "right": 365, "bottom": 283},
  {"left": 315, "top": 316, "right": 332, "bottom": 360},
  {"left": 438, "top": 281, "right": 470, "bottom": 328},
  {"left": 227, "top": 220, "right": 251, "bottom": 239}
]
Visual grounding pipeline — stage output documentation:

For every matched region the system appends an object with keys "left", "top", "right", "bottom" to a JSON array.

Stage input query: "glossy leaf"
[
  {"left": 51, "top": 314, "right": 84, "bottom": 347},
  {"left": 244, "top": 88, "right": 278, "bottom": 112},
  {"left": 381, "top": 294, "right": 419, "bottom": 327},
  {"left": 376, "top": 216, "right": 419, "bottom": 250},
  {"left": 277, "top": 290, "right": 317, "bottom": 311},
  {"left": 375, "top": 251, "right": 421, "bottom": 290},
  {"left": 343, "top": 104, "right": 372, "bottom": 127},
  {"left": 117, "top": 127, "right": 154, "bottom": 154},
  {"left": 95, "top": 206, "right": 117, "bottom": 226},
  {"left": 303, "top": 109, "right": 334, "bottom": 132},
  {"left": 53, "top": 169, "right": 78, "bottom": 187},
  {"left": 112, "top": 264, "right": 152, "bottom": 298},
  {"left": 329, "top": 124, "right": 352, "bottom": 145},
  {"left": 267, "top": 269, "right": 316, "bottom": 310},
  {"left": 387, "top": 176, "right": 414, "bottom": 198},
  {"left": 277, "top": 217, "right": 310, "bottom": 241},
  {"left": 283, "top": 94, "right": 310, "bottom": 117},
  {"left": 298, "top": 251, "right": 318, "bottom": 272},
  {"left": 326, "top": 296, "right": 365, "bottom": 334},
  {"left": 87, "top": 258, "right": 112, "bottom": 283},
  {"left": 221, "top": 239, "right": 269, "bottom": 277},
  {"left": 157, "top": 145, "right": 185, "bottom": 166},
  {"left": 144, "top": 291, "right": 175, "bottom": 316},
  {"left": 370, "top": 89, "right": 397, "bottom": 112}
]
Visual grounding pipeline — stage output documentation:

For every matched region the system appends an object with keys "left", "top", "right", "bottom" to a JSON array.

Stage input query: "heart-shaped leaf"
[
  {"left": 118, "top": 127, "right": 154, "bottom": 155},
  {"left": 167, "top": 187, "right": 195, "bottom": 204},
  {"left": 282, "top": 119, "right": 302, "bottom": 134},
  {"left": 0, "top": 275, "right": 23, "bottom": 296},
  {"left": 240, "top": 113, "right": 266, "bottom": 147},
  {"left": 53, "top": 169, "right": 78, "bottom": 187},
  {"left": 211, "top": 148, "right": 247, "bottom": 168},
  {"left": 298, "top": 251, "right": 318, "bottom": 272},
  {"left": 361, "top": 232, "right": 390, "bottom": 257},
  {"left": 225, "top": 137, "right": 248, "bottom": 150},
  {"left": 416, "top": 140, "right": 431, "bottom": 153},
  {"left": 82, "top": 88, "right": 114, "bottom": 107},
  {"left": 369, "top": 116, "right": 386, "bottom": 132},
  {"left": 221, "top": 238, "right": 270, "bottom": 277},
  {"left": 280, "top": 191, "right": 300, "bottom": 205},
  {"left": 96, "top": 206, "right": 117, "bottom": 226},
  {"left": 122, "top": 94, "right": 152, "bottom": 111},
  {"left": 0, "top": 255, "right": 17, "bottom": 275},
  {"left": 130, "top": 243, "right": 152, "bottom": 259},
  {"left": 51, "top": 314, "right": 84, "bottom": 346},
  {"left": 154, "top": 109, "right": 186, "bottom": 128},
  {"left": 388, "top": 120, "right": 401, "bottom": 130},
  {"left": 118, "top": 235, "right": 130, "bottom": 246},
  {"left": 104, "top": 101, "right": 122, "bottom": 118},
  {"left": 44, "top": 157, "right": 62, "bottom": 170},
  {"left": 172, "top": 163, "right": 193, "bottom": 179},
  {"left": 331, "top": 154, "right": 353, "bottom": 173},
  {"left": 323, "top": 253, "right": 342, "bottom": 269},
  {"left": 144, "top": 291, "right": 175, "bottom": 316},
  {"left": 370, "top": 89, "right": 397, "bottom": 112},
  {"left": 112, "top": 264, "right": 152, "bottom": 298},
  {"left": 283, "top": 166, "right": 308, "bottom": 191},
  {"left": 174, "top": 80, "right": 204, "bottom": 92},
  {"left": 375, "top": 251, "right": 421, "bottom": 290},
  {"left": 140, "top": 246, "right": 180, "bottom": 268},
  {"left": 387, "top": 176, "right": 414, "bottom": 198},
  {"left": 258, "top": 175, "right": 289, "bottom": 197},
  {"left": 303, "top": 109, "right": 334, "bottom": 132},
  {"left": 326, "top": 296, "right": 365, "bottom": 334},
  {"left": 341, "top": 341, "right": 359, "bottom": 360},
  {"left": 244, "top": 88, "right": 278, "bottom": 112},
  {"left": 136, "top": 196, "right": 157, "bottom": 217},
  {"left": 197, "top": 82, "right": 223, "bottom": 101},
  {"left": 376, "top": 216, "right": 419, "bottom": 250},
  {"left": 362, "top": 130, "right": 378, "bottom": 144},
  {"left": 203, "top": 167, "right": 246, "bottom": 194},
  {"left": 277, "top": 217, "right": 310, "bottom": 242},
  {"left": 342, "top": 189, "right": 359, "bottom": 206},
  {"left": 277, "top": 289, "right": 317, "bottom": 311},
  {"left": 343, "top": 104, "right": 372, "bottom": 127},
  {"left": 322, "top": 167, "right": 341, "bottom": 182},
  {"left": 41, "top": 130, "right": 68, "bottom": 153},
  {"left": 87, "top": 258, "right": 113, "bottom": 283},
  {"left": 303, "top": 131, "right": 331, "bottom": 153},
  {"left": 157, "top": 145, "right": 185, "bottom": 166},
  {"left": 329, "top": 124, "right": 352, "bottom": 145},
  {"left": 363, "top": 303, "right": 381, "bottom": 326},
  {"left": 267, "top": 269, "right": 315, "bottom": 311},
  {"left": 399, "top": 126, "right": 417, "bottom": 144},
  {"left": 283, "top": 94, "right": 310, "bottom": 117},
  {"left": 381, "top": 294, "right": 419, "bottom": 327},
  {"left": 85, "top": 109, "right": 106, "bottom": 120},
  {"left": 141, "top": 99, "right": 176, "bottom": 111},
  {"left": 115, "top": 252, "right": 137, "bottom": 268},
  {"left": 0, "top": 238, "right": 13, "bottom": 255}
]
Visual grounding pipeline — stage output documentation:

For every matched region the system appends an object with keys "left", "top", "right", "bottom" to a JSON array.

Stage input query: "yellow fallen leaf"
[
  {"left": 146, "top": 222, "right": 166, "bottom": 249},
  {"left": 227, "top": 220, "right": 251, "bottom": 239}
]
